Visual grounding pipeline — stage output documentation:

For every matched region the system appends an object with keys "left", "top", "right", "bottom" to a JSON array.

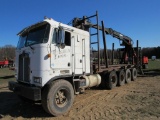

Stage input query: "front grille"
[{"left": 18, "top": 53, "right": 30, "bottom": 83}]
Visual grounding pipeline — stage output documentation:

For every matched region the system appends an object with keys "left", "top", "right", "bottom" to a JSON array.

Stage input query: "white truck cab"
[
  {"left": 9, "top": 18, "right": 101, "bottom": 116},
  {"left": 15, "top": 18, "right": 90, "bottom": 87}
]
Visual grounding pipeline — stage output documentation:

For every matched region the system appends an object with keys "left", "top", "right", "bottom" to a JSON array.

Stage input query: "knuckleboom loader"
[{"left": 9, "top": 11, "right": 143, "bottom": 116}]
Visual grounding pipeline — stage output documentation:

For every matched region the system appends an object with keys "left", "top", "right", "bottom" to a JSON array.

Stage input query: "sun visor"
[{"left": 17, "top": 21, "right": 48, "bottom": 36}]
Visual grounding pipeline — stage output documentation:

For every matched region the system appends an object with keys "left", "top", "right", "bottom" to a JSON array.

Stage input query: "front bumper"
[{"left": 8, "top": 81, "right": 41, "bottom": 101}]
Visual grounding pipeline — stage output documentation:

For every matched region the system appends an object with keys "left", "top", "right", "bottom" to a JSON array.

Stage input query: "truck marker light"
[
  {"left": 33, "top": 77, "right": 42, "bottom": 84},
  {"left": 48, "top": 54, "right": 51, "bottom": 58}
]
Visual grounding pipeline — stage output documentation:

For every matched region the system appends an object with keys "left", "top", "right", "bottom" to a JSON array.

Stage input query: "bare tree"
[{"left": 0, "top": 45, "right": 16, "bottom": 61}]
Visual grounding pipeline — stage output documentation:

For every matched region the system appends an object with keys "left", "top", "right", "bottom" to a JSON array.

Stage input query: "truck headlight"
[{"left": 33, "top": 77, "right": 42, "bottom": 84}]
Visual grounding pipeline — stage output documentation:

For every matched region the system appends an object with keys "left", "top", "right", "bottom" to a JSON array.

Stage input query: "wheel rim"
[
  {"left": 134, "top": 70, "right": 137, "bottom": 77},
  {"left": 55, "top": 89, "right": 68, "bottom": 108},
  {"left": 127, "top": 72, "right": 131, "bottom": 79},
  {"left": 132, "top": 68, "right": 137, "bottom": 80},
  {"left": 111, "top": 75, "right": 116, "bottom": 84},
  {"left": 120, "top": 74, "right": 124, "bottom": 82}
]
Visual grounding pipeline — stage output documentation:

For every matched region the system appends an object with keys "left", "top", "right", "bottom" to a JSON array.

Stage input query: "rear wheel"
[
  {"left": 42, "top": 80, "right": 74, "bottom": 116},
  {"left": 106, "top": 71, "right": 118, "bottom": 90},
  {"left": 125, "top": 69, "right": 131, "bottom": 83},
  {"left": 131, "top": 68, "right": 137, "bottom": 81},
  {"left": 117, "top": 69, "right": 125, "bottom": 86}
]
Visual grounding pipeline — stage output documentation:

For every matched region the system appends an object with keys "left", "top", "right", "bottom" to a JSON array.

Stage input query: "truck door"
[
  {"left": 51, "top": 28, "right": 71, "bottom": 73},
  {"left": 72, "top": 35, "right": 85, "bottom": 74}
]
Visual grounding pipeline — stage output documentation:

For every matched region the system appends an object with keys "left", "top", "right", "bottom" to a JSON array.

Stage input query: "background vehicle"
[
  {"left": 0, "top": 60, "right": 8, "bottom": 68},
  {"left": 152, "top": 56, "right": 156, "bottom": 60},
  {"left": 142, "top": 56, "right": 148, "bottom": 69},
  {"left": 9, "top": 11, "right": 144, "bottom": 116}
]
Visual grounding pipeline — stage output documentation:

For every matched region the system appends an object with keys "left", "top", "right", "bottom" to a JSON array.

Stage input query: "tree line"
[
  {"left": 142, "top": 47, "right": 160, "bottom": 59},
  {"left": 92, "top": 47, "right": 160, "bottom": 60},
  {"left": 0, "top": 45, "right": 16, "bottom": 61},
  {"left": 0, "top": 45, "right": 159, "bottom": 61}
]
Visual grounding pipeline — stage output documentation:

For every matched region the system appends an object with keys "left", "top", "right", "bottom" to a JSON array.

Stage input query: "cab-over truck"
[{"left": 9, "top": 11, "right": 143, "bottom": 116}]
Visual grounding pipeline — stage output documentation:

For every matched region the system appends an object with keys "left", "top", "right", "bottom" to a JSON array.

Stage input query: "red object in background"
[
  {"left": 143, "top": 56, "right": 148, "bottom": 64},
  {"left": 0, "top": 60, "right": 9, "bottom": 65}
]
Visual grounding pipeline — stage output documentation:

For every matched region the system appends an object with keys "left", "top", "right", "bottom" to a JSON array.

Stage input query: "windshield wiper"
[{"left": 28, "top": 45, "right": 34, "bottom": 50}]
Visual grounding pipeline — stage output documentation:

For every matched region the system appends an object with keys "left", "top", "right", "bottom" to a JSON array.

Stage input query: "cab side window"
[
  {"left": 65, "top": 31, "right": 71, "bottom": 46},
  {"left": 52, "top": 28, "right": 58, "bottom": 44},
  {"left": 52, "top": 28, "right": 71, "bottom": 46}
]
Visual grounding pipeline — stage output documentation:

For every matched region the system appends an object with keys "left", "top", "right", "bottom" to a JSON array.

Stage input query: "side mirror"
[
  {"left": 58, "top": 26, "right": 65, "bottom": 49},
  {"left": 60, "top": 43, "right": 65, "bottom": 49}
]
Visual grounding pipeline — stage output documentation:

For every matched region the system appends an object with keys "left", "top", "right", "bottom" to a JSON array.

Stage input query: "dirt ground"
[{"left": 0, "top": 72, "right": 160, "bottom": 120}]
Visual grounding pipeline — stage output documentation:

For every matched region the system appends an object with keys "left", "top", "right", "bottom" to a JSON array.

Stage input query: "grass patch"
[
  {"left": 0, "top": 68, "right": 16, "bottom": 84},
  {"left": 143, "top": 59, "right": 160, "bottom": 76},
  {"left": 147, "top": 59, "right": 160, "bottom": 70}
]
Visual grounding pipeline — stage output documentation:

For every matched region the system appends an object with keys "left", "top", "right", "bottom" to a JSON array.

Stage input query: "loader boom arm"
[
  {"left": 72, "top": 17, "right": 132, "bottom": 46},
  {"left": 88, "top": 23, "right": 132, "bottom": 46}
]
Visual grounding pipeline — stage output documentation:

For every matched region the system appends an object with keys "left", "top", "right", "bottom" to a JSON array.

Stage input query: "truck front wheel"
[{"left": 42, "top": 80, "right": 74, "bottom": 116}]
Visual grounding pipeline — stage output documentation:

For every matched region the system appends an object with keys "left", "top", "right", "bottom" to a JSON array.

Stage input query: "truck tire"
[
  {"left": 125, "top": 69, "right": 131, "bottom": 83},
  {"left": 131, "top": 68, "right": 137, "bottom": 81},
  {"left": 117, "top": 69, "right": 125, "bottom": 86},
  {"left": 106, "top": 71, "right": 118, "bottom": 90},
  {"left": 99, "top": 72, "right": 107, "bottom": 89},
  {"left": 42, "top": 80, "right": 74, "bottom": 116}
]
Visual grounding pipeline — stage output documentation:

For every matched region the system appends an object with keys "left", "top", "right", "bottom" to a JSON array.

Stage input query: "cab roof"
[{"left": 17, "top": 18, "right": 89, "bottom": 36}]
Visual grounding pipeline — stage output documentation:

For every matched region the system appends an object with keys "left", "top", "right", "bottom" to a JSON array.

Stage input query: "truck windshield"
[{"left": 17, "top": 23, "right": 50, "bottom": 49}]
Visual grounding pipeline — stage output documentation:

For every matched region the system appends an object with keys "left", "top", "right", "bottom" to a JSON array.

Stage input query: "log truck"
[{"left": 9, "top": 11, "right": 144, "bottom": 116}]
